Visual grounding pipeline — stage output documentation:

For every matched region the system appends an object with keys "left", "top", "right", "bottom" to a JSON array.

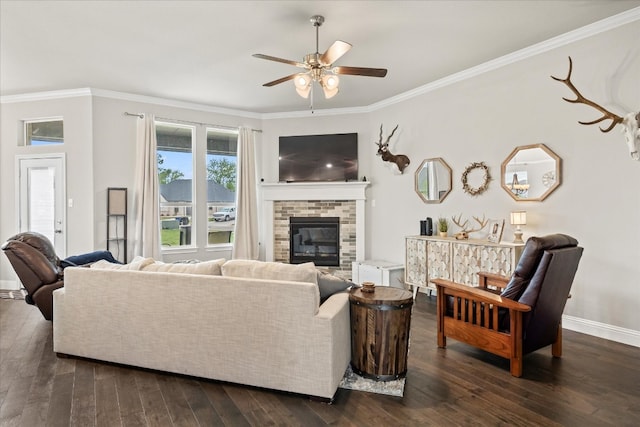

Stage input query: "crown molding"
[
  {"left": 2, "top": 7, "right": 638, "bottom": 117},
  {"left": 0, "top": 88, "right": 92, "bottom": 103},
  {"left": 88, "top": 88, "right": 263, "bottom": 119},
  {"left": 260, "top": 105, "right": 370, "bottom": 120},
  {"left": 369, "top": 6, "right": 640, "bottom": 111}
]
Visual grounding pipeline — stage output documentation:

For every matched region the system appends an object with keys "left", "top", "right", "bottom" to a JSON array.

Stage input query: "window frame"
[
  {"left": 156, "top": 120, "right": 196, "bottom": 252},
  {"left": 22, "top": 117, "right": 64, "bottom": 146}
]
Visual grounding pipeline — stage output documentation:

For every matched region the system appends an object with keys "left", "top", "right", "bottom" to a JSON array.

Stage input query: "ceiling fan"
[{"left": 253, "top": 15, "right": 387, "bottom": 100}]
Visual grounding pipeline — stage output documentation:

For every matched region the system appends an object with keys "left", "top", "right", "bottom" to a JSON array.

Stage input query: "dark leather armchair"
[
  {"left": 431, "top": 234, "right": 583, "bottom": 377},
  {"left": 1, "top": 232, "right": 64, "bottom": 320}
]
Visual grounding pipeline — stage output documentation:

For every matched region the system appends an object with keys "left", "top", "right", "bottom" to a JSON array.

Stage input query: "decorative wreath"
[{"left": 461, "top": 162, "right": 491, "bottom": 196}]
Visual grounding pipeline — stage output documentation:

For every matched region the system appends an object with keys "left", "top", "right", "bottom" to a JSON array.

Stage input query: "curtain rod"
[{"left": 124, "top": 112, "right": 262, "bottom": 133}]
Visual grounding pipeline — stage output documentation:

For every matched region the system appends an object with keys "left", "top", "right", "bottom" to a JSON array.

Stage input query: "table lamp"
[{"left": 510, "top": 211, "right": 527, "bottom": 243}]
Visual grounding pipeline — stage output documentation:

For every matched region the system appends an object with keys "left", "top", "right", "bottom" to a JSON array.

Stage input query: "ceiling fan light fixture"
[
  {"left": 322, "top": 73, "right": 339, "bottom": 90},
  {"left": 254, "top": 15, "right": 387, "bottom": 103},
  {"left": 294, "top": 73, "right": 312, "bottom": 98},
  {"left": 321, "top": 73, "right": 340, "bottom": 98}
]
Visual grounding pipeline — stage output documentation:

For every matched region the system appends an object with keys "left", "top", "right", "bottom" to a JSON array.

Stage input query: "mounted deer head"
[
  {"left": 551, "top": 56, "right": 640, "bottom": 161},
  {"left": 375, "top": 124, "right": 410, "bottom": 173}
]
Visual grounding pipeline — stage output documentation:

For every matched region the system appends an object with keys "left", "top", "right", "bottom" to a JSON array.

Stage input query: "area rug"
[
  {"left": 0, "top": 289, "right": 26, "bottom": 300},
  {"left": 339, "top": 365, "right": 405, "bottom": 397}
]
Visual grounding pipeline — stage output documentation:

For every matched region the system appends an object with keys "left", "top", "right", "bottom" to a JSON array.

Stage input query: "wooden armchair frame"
[{"left": 433, "top": 272, "right": 543, "bottom": 378}]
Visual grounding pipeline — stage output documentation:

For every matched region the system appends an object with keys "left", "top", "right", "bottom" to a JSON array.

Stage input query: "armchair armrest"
[
  {"left": 432, "top": 278, "right": 531, "bottom": 376},
  {"left": 430, "top": 278, "right": 531, "bottom": 313},
  {"left": 477, "top": 271, "right": 510, "bottom": 292}
]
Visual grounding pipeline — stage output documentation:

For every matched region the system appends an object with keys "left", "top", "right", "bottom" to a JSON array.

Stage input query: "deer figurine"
[
  {"left": 375, "top": 124, "right": 410, "bottom": 173},
  {"left": 551, "top": 56, "right": 640, "bottom": 161}
]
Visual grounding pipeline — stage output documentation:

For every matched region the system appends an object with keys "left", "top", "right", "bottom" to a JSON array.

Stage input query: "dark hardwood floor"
[{"left": 1, "top": 294, "right": 639, "bottom": 426}]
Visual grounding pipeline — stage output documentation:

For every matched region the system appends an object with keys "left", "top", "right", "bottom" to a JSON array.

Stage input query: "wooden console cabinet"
[{"left": 405, "top": 236, "right": 524, "bottom": 297}]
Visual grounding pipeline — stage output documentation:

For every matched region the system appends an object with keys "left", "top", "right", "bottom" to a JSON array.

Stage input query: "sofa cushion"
[
  {"left": 143, "top": 258, "right": 225, "bottom": 275},
  {"left": 317, "top": 271, "right": 354, "bottom": 303},
  {"left": 221, "top": 260, "right": 318, "bottom": 284},
  {"left": 90, "top": 256, "right": 155, "bottom": 271}
]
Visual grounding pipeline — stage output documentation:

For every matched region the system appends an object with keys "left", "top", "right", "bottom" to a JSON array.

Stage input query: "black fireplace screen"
[{"left": 289, "top": 217, "right": 340, "bottom": 266}]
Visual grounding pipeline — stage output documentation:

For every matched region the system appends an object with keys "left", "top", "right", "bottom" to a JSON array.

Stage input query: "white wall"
[
  {"left": 1, "top": 20, "right": 638, "bottom": 344},
  {"left": 0, "top": 94, "right": 94, "bottom": 285},
  {"left": 364, "top": 21, "right": 640, "bottom": 337},
  {"left": 90, "top": 94, "right": 262, "bottom": 263},
  {"left": 260, "top": 21, "right": 640, "bottom": 342}
]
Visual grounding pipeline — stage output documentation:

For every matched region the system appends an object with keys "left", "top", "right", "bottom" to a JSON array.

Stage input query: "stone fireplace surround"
[{"left": 261, "top": 182, "right": 369, "bottom": 271}]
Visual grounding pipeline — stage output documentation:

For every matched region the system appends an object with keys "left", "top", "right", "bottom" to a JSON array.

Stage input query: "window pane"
[
  {"left": 25, "top": 119, "right": 63, "bottom": 145},
  {"left": 157, "top": 122, "right": 194, "bottom": 248},
  {"left": 28, "top": 167, "right": 55, "bottom": 241},
  {"left": 207, "top": 129, "right": 237, "bottom": 246}
]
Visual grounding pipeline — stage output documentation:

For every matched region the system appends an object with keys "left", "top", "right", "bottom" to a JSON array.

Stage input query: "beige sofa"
[{"left": 52, "top": 259, "right": 351, "bottom": 400}]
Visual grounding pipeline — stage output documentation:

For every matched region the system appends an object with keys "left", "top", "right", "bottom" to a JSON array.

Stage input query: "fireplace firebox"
[{"left": 289, "top": 217, "right": 340, "bottom": 266}]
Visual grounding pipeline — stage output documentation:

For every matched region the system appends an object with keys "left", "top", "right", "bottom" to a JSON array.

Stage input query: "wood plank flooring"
[{"left": 1, "top": 295, "right": 639, "bottom": 426}]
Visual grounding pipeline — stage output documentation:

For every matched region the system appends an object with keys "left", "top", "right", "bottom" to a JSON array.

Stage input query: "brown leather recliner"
[
  {"left": 432, "top": 234, "right": 583, "bottom": 377},
  {"left": 1, "top": 232, "right": 64, "bottom": 320}
]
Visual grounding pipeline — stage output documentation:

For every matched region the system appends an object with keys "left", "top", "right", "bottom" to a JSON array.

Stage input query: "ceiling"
[{"left": 2, "top": 1, "right": 639, "bottom": 114}]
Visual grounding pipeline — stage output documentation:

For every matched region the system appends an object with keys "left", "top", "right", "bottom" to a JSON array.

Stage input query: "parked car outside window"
[{"left": 213, "top": 207, "right": 236, "bottom": 221}]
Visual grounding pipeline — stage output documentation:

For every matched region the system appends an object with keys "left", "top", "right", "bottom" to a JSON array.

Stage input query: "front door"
[{"left": 17, "top": 154, "right": 66, "bottom": 257}]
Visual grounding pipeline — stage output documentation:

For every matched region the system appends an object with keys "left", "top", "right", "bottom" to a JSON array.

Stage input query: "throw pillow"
[
  {"left": 143, "top": 258, "right": 225, "bottom": 275},
  {"left": 90, "top": 256, "right": 155, "bottom": 271},
  {"left": 221, "top": 260, "right": 318, "bottom": 284},
  {"left": 316, "top": 270, "right": 354, "bottom": 303}
]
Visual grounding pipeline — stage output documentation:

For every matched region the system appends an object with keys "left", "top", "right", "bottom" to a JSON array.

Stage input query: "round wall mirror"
[
  {"left": 414, "top": 158, "right": 452, "bottom": 203},
  {"left": 501, "top": 143, "right": 561, "bottom": 201}
]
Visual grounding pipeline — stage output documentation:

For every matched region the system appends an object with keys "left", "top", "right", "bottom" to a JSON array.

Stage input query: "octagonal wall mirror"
[
  {"left": 501, "top": 144, "right": 561, "bottom": 201},
  {"left": 415, "top": 157, "right": 452, "bottom": 203}
]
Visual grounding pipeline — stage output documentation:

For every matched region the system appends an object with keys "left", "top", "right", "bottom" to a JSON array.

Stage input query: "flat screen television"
[{"left": 279, "top": 133, "right": 358, "bottom": 182}]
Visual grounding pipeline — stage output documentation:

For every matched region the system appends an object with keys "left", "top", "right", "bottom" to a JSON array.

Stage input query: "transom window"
[{"left": 24, "top": 119, "right": 64, "bottom": 146}]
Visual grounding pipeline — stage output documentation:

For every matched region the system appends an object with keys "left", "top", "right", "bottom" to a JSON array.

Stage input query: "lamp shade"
[
  {"left": 321, "top": 74, "right": 339, "bottom": 99},
  {"left": 294, "top": 73, "right": 312, "bottom": 98},
  {"left": 510, "top": 211, "right": 527, "bottom": 226}
]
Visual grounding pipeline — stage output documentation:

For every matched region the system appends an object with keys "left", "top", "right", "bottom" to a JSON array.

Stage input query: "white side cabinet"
[
  {"left": 405, "top": 236, "right": 524, "bottom": 298},
  {"left": 351, "top": 260, "right": 405, "bottom": 289}
]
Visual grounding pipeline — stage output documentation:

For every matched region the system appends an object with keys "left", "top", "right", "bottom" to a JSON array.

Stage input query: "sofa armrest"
[{"left": 316, "top": 292, "right": 349, "bottom": 320}]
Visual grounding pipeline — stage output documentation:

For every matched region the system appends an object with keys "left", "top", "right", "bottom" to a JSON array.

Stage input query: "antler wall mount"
[
  {"left": 375, "top": 124, "right": 410, "bottom": 174},
  {"left": 551, "top": 56, "right": 640, "bottom": 161}
]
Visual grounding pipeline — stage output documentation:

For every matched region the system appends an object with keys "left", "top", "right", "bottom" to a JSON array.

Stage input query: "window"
[
  {"left": 156, "top": 122, "right": 194, "bottom": 248},
  {"left": 156, "top": 122, "right": 238, "bottom": 250},
  {"left": 206, "top": 128, "right": 238, "bottom": 245},
  {"left": 24, "top": 119, "right": 64, "bottom": 146}
]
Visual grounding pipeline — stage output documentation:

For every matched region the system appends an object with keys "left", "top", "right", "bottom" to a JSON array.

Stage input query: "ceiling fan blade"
[
  {"left": 252, "top": 53, "right": 306, "bottom": 68},
  {"left": 262, "top": 73, "right": 299, "bottom": 87},
  {"left": 320, "top": 40, "right": 352, "bottom": 65},
  {"left": 333, "top": 66, "right": 388, "bottom": 78}
]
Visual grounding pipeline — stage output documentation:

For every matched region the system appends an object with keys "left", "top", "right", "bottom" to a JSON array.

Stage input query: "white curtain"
[
  {"left": 132, "top": 114, "right": 161, "bottom": 259},
  {"left": 233, "top": 126, "right": 259, "bottom": 259}
]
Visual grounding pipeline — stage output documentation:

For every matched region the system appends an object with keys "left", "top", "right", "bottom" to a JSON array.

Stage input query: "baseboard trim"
[
  {"left": 562, "top": 315, "right": 640, "bottom": 348},
  {"left": 0, "top": 280, "right": 20, "bottom": 290}
]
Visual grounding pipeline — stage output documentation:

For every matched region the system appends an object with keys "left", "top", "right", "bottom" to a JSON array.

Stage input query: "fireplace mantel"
[
  {"left": 261, "top": 181, "right": 370, "bottom": 201},
  {"left": 260, "top": 182, "right": 370, "bottom": 263}
]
